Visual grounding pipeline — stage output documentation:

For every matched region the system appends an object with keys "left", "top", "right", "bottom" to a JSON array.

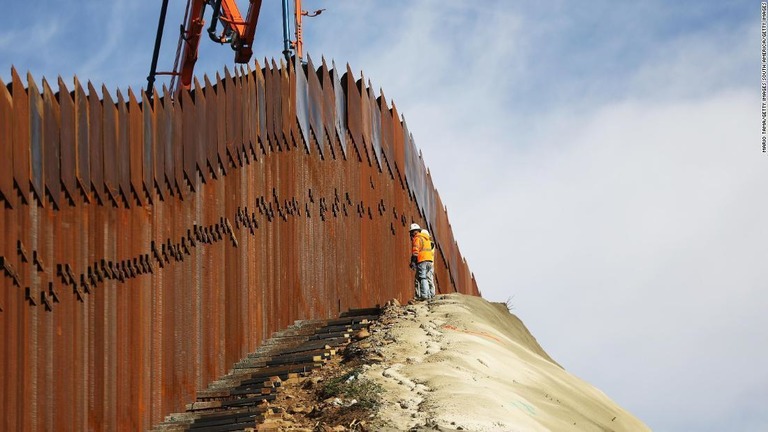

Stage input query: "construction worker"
[{"left": 409, "top": 223, "right": 435, "bottom": 300}]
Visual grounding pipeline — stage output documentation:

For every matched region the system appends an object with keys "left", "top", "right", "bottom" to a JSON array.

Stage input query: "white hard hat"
[{"left": 409, "top": 223, "right": 421, "bottom": 232}]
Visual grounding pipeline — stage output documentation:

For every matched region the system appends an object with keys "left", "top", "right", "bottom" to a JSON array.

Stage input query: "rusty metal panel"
[
  {"left": 231, "top": 69, "right": 244, "bottom": 164},
  {"left": 236, "top": 67, "right": 250, "bottom": 163},
  {"left": 255, "top": 61, "right": 267, "bottom": 150},
  {"left": 424, "top": 169, "right": 436, "bottom": 229},
  {"left": 414, "top": 152, "right": 428, "bottom": 218},
  {"left": 272, "top": 59, "right": 295, "bottom": 150},
  {"left": 115, "top": 90, "right": 131, "bottom": 206},
  {"left": 202, "top": 75, "right": 218, "bottom": 174},
  {"left": 319, "top": 58, "right": 336, "bottom": 157},
  {"left": 160, "top": 87, "right": 174, "bottom": 196},
  {"left": 171, "top": 87, "right": 184, "bottom": 195},
  {"left": 152, "top": 90, "right": 166, "bottom": 199},
  {"left": 214, "top": 73, "right": 228, "bottom": 173},
  {"left": 343, "top": 65, "right": 363, "bottom": 161},
  {"left": 359, "top": 75, "right": 373, "bottom": 167},
  {"left": 294, "top": 56, "right": 310, "bottom": 151},
  {"left": 280, "top": 60, "right": 294, "bottom": 148},
  {"left": 28, "top": 73, "right": 45, "bottom": 205},
  {"left": 390, "top": 102, "right": 405, "bottom": 185},
  {"left": 127, "top": 89, "right": 144, "bottom": 206},
  {"left": 365, "top": 84, "right": 382, "bottom": 170},
  {"left": 141, "top": 90, "right": 154, "bottom": 202},
  {"left": 42, "top": 79, "right": 61, "bottom": 209},
  {"left": 223, "top": 67, "right": 236, "bottom": 162},
  {"left": 180, "top": 88, "right": 197, "bottom": 191},
  {"left": 264, "top": 63, "right": 278, "bottom": 149},
  {"left": 306, "top": 56, "right": 325, "bottom": 157},
  {"left": 403, "top": 121, "right": 418, "bottom": 196},
  {"left": 11, "top": 69, "right": 30, "bottom": 203},
  {"left": 73, "top": 78, "right": 90, "bottom": 200},
  {"left": 378, "top": 91, "right": 394, "bottom": 176},
  {"left": 260, "top": 64, "right": 273, "bottom": 149},
  {"left": 192, "top": 78, "right": 207, "bottom": 182},
  {"left": 0, "top": 77, "right": 13, "bottom": 205},
  {"left": 331, "top": 61, "right": 347, "bottom": 159},
  {"left": 288, "top": 60, "right": 297, "bottom": 152},
  {"left": 101, "top": 86, "right": 118, "bottom": 204},
  {"left": 244, "top": 65, "right": 258, "bottom": 160},
  {"left": 58, "top": 78, "right": 77, "bottom": 203},
  {"left": 273, "top": 59, "right": 285, "bottom": 147},
  {"left": 87, "top": 82, "right": 103, "bottom": 202},
  {"left": 241, "top": 67, "right": 253, "bottom": 160}
]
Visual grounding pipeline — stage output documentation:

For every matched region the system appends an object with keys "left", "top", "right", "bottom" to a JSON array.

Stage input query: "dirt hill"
[{"left": 258, "top": 293, "right": 649, "bottom": 431}]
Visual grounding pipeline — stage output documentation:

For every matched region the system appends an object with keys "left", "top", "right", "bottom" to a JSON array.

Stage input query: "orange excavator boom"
[{"left": 175, "top": 0, "right": 263, "bottom": 92}]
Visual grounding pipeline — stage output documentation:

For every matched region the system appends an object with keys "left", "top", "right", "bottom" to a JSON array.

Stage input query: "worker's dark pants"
[{"left": 414, "top": 261, "right": 435, "bottom": 299}]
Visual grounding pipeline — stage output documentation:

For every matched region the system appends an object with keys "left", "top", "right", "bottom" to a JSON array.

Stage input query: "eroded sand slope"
[{"left": 364, "top": 294, "right": 650, "bottom": 432}]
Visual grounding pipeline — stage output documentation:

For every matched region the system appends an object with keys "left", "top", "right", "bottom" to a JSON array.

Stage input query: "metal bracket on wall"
[
  {"left": 17, "top": 240, "right": 28, "bottom": 263},
  {"left": 25, "top": 287, "right": 37, "bottom": 306}
]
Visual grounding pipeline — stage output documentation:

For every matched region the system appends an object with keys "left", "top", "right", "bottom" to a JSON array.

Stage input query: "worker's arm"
[
  {"left": 410, "top": 236, "right": 422, "bottom": 268},
  {"left": 411, "top": 236, "right": 422, "bottom": 258}
]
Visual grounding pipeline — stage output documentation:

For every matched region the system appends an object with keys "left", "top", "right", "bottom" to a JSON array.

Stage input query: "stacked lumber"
[{"left": 152, "top": 308, "right": 381, "bottom": 432}]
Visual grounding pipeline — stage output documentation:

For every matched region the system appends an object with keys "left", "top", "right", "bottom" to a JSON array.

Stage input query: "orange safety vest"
[{"left": 412, "top": 231, "right": 434, "bottom": 263}]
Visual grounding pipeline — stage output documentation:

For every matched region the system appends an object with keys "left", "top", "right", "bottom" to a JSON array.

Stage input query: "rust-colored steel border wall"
[{"left": 0, "top": 56, "right": 480, "bottom": 431}]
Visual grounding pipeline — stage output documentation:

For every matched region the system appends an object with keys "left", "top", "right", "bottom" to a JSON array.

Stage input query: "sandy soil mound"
[
  {"left": 363, "top": 294, "right": 650, "bottom": 432},
  {"left": 257, "top": 293, "right": 649, "bottom": 431}
]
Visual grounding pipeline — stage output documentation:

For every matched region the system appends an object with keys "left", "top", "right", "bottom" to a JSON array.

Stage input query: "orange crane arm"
[
  {"left": 177, "top": 0, "right": 206, "bottom": 92},
  {"left": 176, "top": 0, "right": 263, "bottom": 92}
]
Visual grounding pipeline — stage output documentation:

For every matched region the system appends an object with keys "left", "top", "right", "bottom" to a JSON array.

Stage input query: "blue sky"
[{"left": 1, "top": 1, "right": 766, "bottom": 431}]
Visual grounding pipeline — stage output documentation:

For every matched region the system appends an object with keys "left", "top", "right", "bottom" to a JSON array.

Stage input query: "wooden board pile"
[{"left": 152, "top": 307, "right": 381, "bottom": 432}]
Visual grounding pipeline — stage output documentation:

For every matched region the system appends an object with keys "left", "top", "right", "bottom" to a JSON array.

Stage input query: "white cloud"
[
  {"left": 0, "top": 33, "right": 13, "bottom": 50},
  {"left": 304, "top": 3, "right": 766, "bottom": 431},
  {"left": 457, "top": 90, "right": 767, "bottom": 431},
  {"left": 628, "top": 20, "right": 753, "bottom": 100}
]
